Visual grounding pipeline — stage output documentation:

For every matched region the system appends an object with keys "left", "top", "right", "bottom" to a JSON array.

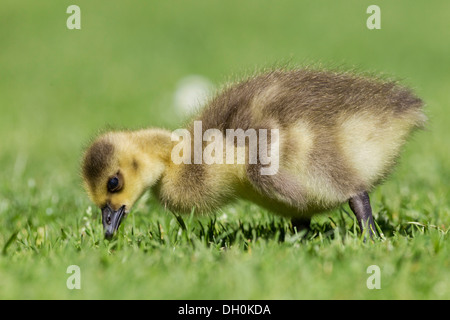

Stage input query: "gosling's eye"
[{"left": 107, "top": 176, "right": 120, "bottom": 193}]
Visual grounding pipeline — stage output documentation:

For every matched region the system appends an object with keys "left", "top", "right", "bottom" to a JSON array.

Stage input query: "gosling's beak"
[{"left": 102, "top": 205, "right": 126, "bottom": 240}]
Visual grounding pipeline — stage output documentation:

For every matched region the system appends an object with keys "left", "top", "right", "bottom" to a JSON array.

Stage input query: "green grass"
[{"left": 0, "top": 0, "right": 449, "bottom": 299}]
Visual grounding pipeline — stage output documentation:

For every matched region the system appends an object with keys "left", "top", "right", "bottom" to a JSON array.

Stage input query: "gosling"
[{"left": 81, "top": 69, "right": 426, "bottom": 240}]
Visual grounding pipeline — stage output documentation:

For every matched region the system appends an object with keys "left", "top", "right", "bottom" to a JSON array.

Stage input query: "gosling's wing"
[{"left": 246, "top": 163, "right": 306, "bottom": 210}]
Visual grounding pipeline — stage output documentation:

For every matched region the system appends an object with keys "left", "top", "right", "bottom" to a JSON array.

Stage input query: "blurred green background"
[
  {"left": 0, "top": 1, "right": 449, "bottom": 299},
  {"left": 1, "top": 0, "right": 449, "bottom": 184}
]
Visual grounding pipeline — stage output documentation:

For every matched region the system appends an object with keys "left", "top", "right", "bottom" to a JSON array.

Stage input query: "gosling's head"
[{"left": 81, "top": 130, "right": 168, "bottom": 239}]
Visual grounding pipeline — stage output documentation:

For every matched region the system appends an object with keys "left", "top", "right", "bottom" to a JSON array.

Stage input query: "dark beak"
[{"left": 102, "top": 205, "right": 126, "bottom": 240}]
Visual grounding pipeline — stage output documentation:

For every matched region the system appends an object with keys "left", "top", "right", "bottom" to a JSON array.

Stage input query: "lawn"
[{"left": 0, "top": 0, "right": 449, "bottom": 300}]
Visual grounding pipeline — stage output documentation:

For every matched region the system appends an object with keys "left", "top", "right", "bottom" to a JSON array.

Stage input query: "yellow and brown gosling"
[{"left": 81, "top": 69, "right": 426, "bottom": 240}]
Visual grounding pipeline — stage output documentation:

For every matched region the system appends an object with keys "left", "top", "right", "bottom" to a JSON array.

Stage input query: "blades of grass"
[
  {"left": 60, "top": 227, "right": 68, "bottom": 240},
  {"left": 187, "top": 207, "right": 196, "bottom": 230},
  {"left": 155, "top": 220, "right": 164, "bottom": 244},
  {"left": 340, "top": 205, "right": 354, "bottom": 220},
  {"left": 2, "top": 230, "right": 18, "bottom": 255},
  {"left": 171, "top": 211, "right": 187, "bottom": 231},
  {"left": 374, "top": 220, "right": 385, "bottom": 240}
]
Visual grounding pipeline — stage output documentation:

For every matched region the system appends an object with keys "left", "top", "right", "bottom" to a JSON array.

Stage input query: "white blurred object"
[{"left": 174, "top": 75, "right": 214, "bottom": 115}]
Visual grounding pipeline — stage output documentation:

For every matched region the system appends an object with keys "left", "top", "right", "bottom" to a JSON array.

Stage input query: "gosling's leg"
[{"left": 348, "top": 191, "right": 377, "bottom": 240}]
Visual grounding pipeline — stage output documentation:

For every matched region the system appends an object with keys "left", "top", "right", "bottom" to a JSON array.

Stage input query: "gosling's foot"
[{"left": 348, "top": 191, "right": 377, "bottom": 240}]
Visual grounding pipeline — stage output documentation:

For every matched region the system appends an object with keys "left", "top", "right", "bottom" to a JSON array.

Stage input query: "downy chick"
[{"left": 82, "top": 69, "right": 426, "bottom": 239}]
